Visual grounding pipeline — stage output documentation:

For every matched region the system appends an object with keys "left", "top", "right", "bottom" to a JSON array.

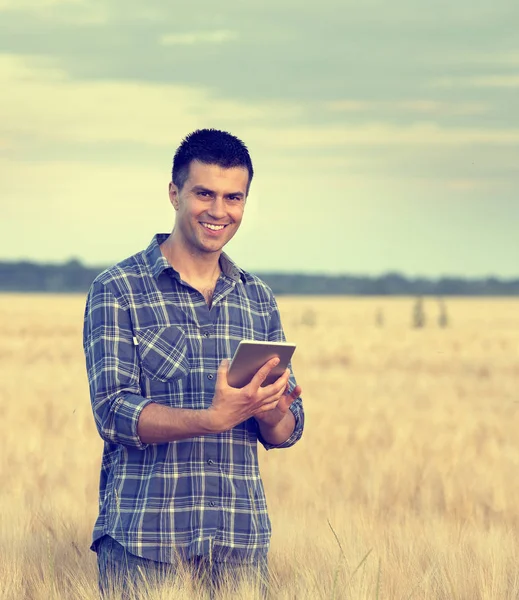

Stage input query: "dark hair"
[{"left": 172, "top": 129, "right": 254, "bottom": 193}]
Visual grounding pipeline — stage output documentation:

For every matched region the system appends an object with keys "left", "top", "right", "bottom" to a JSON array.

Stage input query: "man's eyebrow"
[
  {"left": 191, "top": 185, "right": 215, "bottom": 194},
  {"left": 191, "top": 185, "right": 244, "bottom": 198}
]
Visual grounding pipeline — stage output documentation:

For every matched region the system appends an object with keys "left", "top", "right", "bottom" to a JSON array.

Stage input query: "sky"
[{"left": 1, "top": 0, "right": 518, "bottom": 277}]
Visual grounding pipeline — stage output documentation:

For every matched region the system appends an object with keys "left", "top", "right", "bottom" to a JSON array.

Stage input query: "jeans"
[{"left": 96, "top": 535, "right": 269, "bottom": 599}]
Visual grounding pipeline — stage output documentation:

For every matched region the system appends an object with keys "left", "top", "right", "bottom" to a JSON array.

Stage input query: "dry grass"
[{"left": 1, "top": 294, "right": 518, "bottom": 599}]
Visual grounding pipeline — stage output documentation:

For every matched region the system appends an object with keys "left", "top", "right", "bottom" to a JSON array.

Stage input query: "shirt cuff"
[
  {"left": 112, "top": 393, "right": 154, "bottom": 450},
  {"left": 260, "top": 400, "right": 304, "bottom": 451}
]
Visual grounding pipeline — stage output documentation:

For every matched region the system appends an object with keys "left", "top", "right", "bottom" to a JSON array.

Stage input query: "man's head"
[
  {"left": 172, "top": 129, "right": 254, "bottom": 194},
  {"left": 168, "top": 129, "right": 253, "bottom": 258}
]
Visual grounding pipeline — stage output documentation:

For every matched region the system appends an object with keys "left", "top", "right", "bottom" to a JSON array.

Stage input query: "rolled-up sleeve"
[
  {"left": 258, "top": 294, "right": 305, "bottom": 451},
  {"left": 83, "top": 279, "right": 152, "bottom": 449}
]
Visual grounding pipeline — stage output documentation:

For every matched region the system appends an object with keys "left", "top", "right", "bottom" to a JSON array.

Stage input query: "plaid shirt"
[{"left": 83, "top": 233, "right": 304, "bottom": 564}]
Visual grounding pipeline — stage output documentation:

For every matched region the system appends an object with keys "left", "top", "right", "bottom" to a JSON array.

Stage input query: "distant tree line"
[{"left": 0, "top": 260, "right": 518, "bottom": 295}]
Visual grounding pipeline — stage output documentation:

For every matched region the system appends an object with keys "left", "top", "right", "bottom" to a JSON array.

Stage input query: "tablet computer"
[{"left": 227, "top": 340, "right": 296, "bottom": 389}]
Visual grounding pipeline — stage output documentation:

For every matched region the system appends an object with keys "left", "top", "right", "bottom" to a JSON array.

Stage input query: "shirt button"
[
  {"left": 204, "top": 332, "right": 210, "bottom": 337},
  {"left": 209, "top": 501, "right": 216, "bottom": 507},
  {"left": 207, "top": 459, "right": 214, "bottom": 465},
  {"left": 207, "top": 374, "right": 214, "bottom": 380}
]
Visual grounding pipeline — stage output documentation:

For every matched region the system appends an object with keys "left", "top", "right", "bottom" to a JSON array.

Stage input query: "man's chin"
[
  {"left": 197, "top": 233, "right": 235, "bottom": 253},
  {"left": 196, "top": 239, "right": 226, "bottom": 255}
]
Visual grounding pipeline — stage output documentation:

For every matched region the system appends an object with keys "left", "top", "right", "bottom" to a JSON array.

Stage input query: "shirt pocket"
[{"left": 134, "top": 325, "right": 189, "bottom": 382}]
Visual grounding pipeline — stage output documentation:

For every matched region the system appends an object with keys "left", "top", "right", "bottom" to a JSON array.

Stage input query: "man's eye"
[{"left": 198, "top": 191, "right": 210, "bottom": 197}]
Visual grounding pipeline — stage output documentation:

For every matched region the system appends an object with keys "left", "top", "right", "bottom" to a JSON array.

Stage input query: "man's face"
[{"left": 169, "top": 160, "right": 249, "bottom": 257}]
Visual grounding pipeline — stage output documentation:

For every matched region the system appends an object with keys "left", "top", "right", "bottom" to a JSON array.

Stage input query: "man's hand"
[
  {"left": 207, "top": 357, "right": 290, "bottom": 433},
  {"left": 254, "top": 383, "right": 302, "bottom": 428}
]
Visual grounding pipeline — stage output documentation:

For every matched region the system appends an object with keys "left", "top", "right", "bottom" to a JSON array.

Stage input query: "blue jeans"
[{"left": 96, "top": 535, "right": 269, "bottom": 599}]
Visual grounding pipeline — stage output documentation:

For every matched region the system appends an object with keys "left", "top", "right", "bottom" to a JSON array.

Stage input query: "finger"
[
  {"left": 285, "top": 384, "right": 302, "bottom": 399},
  {"left": 277, "top": 389, "right": 297, "bottom": 413},
  {"left": 276, "top": 394, "right": 292, "bottom": 413},
  {"left": 255, "top": 398, "right": 279, "bottom": 414},
  {"left": 260, "top": 368, "right": 290, "bottom": 398},
  {"left": 259, "top": 389, "right": 284, "bottom": 408},
  {"left": 278, "top": 385, "right": 301, "bottom": 411},
  {"left": 216, "top": 359, "right": 230, "bottom": 387},
  {"left": 248, "top": 356, "right": 280, "bottom": 391},
  {"left": 261, "top": 382, "right": 290, "bottom": 411}
]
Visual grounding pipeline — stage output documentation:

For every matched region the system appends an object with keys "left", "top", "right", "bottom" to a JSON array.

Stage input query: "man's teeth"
[{"left": 202, "top": 223, "right": 226, "bottom": 231}]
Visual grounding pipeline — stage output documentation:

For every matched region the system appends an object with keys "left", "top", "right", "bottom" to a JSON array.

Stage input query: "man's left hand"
[{"left": 254, "top": 382, "right": 302, "bottom": 427}]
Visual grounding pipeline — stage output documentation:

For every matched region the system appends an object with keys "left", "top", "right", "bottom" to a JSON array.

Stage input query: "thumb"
[
  {"left": 217, "top": 358, "right": 230, "bottom": 382},
  {"left": 277, "top": 392, "right": 293, "bottom": 413},
  {"left": 280, "top": 384, "right": 301, "bottom": 411}
]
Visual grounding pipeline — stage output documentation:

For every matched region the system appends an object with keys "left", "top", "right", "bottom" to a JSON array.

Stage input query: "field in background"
[{"left": 1, "top": 294, "right": 518, "bottom": 599}]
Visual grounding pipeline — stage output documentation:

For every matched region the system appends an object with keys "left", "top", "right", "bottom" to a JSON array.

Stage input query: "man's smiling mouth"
[{"left": 200, "top": 222, "right": 229, "bottom": 231}]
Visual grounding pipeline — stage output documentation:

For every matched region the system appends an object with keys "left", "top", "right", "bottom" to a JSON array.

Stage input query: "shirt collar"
[{"left": 144, "top": 233, "right": 246, "bottom": 283}]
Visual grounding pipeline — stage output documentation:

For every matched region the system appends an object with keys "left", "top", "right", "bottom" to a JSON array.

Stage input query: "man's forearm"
[
  {"left": 137, "top": 403, "right": 217, "bottom": 444},
  {"left": 257, "top": 410, "right": 296, "bottom": 446}
]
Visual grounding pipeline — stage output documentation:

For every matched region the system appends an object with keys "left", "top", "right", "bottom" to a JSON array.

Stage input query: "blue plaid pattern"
[{"left": 83, "top": 233, "right": 304, "bottom": 564}]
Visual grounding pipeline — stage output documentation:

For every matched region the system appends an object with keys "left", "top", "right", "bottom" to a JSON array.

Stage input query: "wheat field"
[{"left": 1, "top": 293, "right": 519, "bottom": 599}]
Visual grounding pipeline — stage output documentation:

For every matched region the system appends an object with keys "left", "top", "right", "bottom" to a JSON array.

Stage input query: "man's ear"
[{"left": 169, "top": 182, "right": 179, "bottom": 211}]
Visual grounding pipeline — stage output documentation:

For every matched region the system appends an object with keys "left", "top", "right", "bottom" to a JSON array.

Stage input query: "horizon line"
[{"left": 1, "top": 257, "right": 518, "bottom": 282}]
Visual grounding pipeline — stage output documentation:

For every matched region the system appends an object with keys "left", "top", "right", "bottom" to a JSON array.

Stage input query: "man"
[{"left": 83, "top": 129, "right": 304, "bottom": 597}]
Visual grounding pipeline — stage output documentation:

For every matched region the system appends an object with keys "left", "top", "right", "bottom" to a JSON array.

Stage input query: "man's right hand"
[{"left": 207, "top": 357, "right": 290, "bottom": 433}]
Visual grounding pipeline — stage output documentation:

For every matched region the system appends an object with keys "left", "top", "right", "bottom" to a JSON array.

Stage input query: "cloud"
[
  {"left": 326, "top": 100, "right": 489, "bottom": 116},
  {"left": 0, "top": 0, "right": 517, "bottom": 114},
  {"left": 2, "top": 51, "right": 519, "bottom": 193},
  {"left": 446, "top": 179, "right": 484, "bottom": 191},
  {"left": 0, "top": 0, "right": 80, "bottom": 8},
  {"left": 443, "top": 52, "right": 519, "bottom": 67},
  {"left": 431, "top": 75, "right": 519, "bottom": 89},
  {"left": 244, "top": 122, "right": 519, "bottom": 149},
  {"left": 0, "top": 0, "right": 107, "bottom": 24},
  {"left": 160, "top": 30, "right": 238, "bottom": 46},
  {"left": 0, "top": 54, "right": 302, "bottom": 151}
]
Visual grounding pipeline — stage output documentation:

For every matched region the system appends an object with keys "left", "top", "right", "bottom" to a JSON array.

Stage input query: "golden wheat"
[{"left": 1, "top": 294, "right": 518, "bottom": 599}]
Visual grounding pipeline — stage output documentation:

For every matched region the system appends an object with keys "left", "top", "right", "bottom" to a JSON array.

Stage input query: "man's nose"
[{"left": 207, "top": 197, "right": 226, "bottom": 219}]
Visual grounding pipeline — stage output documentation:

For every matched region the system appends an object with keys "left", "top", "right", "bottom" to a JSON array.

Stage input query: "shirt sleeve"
[
  {"left": 257, "top": 293, "right": 305, "bottom": 451},
  {"left": 83, "top": 278, "right": 152, "bottom": 450}
]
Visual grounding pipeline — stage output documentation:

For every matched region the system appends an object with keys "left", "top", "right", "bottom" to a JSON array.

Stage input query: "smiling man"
[{"left": 82, "top": 129, "right": 305, "bottom": 598}]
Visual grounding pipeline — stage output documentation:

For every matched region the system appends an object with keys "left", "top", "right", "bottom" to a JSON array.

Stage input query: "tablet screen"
[{"left": 227, "top": 341, "right": 296, "bottom": 388}]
